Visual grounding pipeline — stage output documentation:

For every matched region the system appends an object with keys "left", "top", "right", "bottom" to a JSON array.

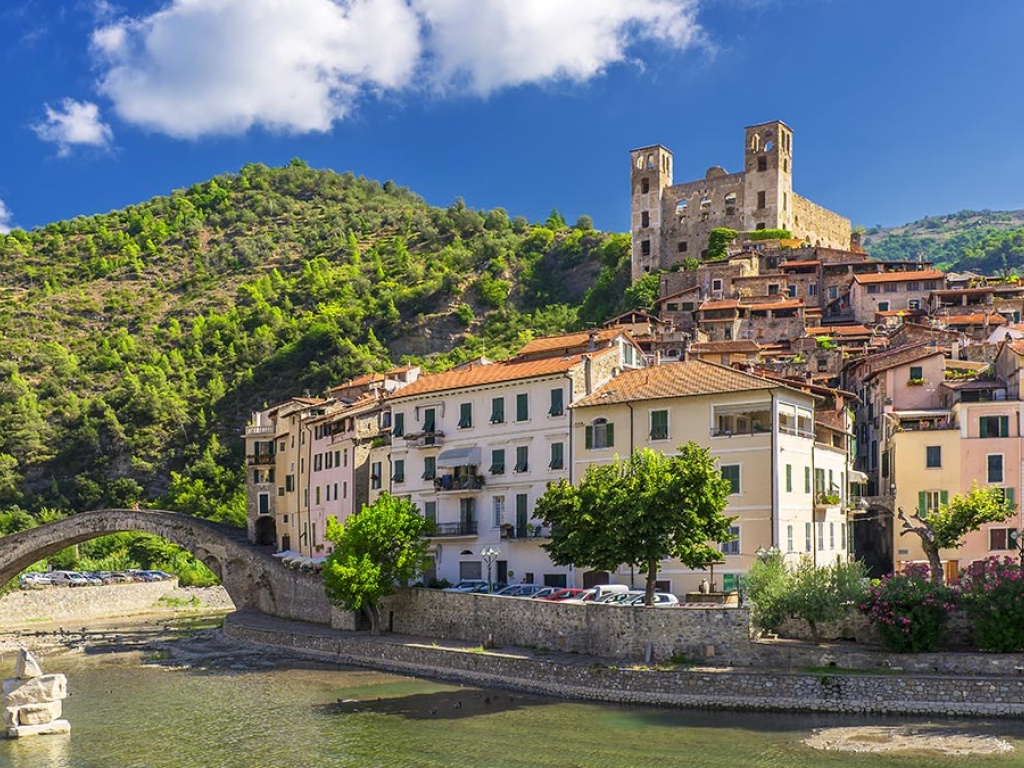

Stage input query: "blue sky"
[{"left": 2, "top": 1, "right": 1023, "bottom": 236}]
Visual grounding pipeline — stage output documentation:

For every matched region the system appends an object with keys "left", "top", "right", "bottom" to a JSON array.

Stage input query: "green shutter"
[
  {"left": 980, "top": 417, "right": 989, "bottom": 438},
  {"left": 1006, "top": 487, "right": 1015, "bottom": 507},
  {"left": 804, "top": 466, "right": 811, "bottom": 493},
  {"left": 549, "top": 389, "right": 564, "bottom": 416},
  {"left": 1001, "top": 416, "right": 1010, "bottom": 437},
  {"left": 918, "top": 491, "right": 927, "bottom": 516},
  {"left": 940, "top": 490, "right": 949, "bottom": 507},
  {"left": 585, "top": 426, "right": 593, "bottom": 449},
  {"left": 606, "top": 423, "right": 615, "bottom": 447},
  {"left": 786, "top": 464, "right": 792, "bottom": 492}
]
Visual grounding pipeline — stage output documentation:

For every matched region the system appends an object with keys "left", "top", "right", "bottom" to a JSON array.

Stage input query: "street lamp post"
[{"left": 481, "top": 546, "right": 500, "bottom": 594}]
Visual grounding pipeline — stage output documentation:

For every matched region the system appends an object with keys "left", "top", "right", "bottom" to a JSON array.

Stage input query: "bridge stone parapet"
[{"left": 0, "top": 510, "right": 332, "bottom": 626}]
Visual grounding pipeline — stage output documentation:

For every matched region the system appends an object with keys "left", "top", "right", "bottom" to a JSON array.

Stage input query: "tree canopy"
[
  {"left": 536, "top": 443, "right": 735, "bottom": 605},
  {"left": 322, "top": 493, "right": 430, "bottom": 634},
  {"left": 898, "top": 482, "right": 1016, "bottom": 583}
]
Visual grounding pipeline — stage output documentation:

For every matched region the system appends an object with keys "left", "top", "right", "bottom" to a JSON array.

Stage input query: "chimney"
[
  {"left": 587, "top": 331, "right": 599, "bottom": 351},
  {"left": 583, "top": 354, "right": 593, "bottom": 395}
]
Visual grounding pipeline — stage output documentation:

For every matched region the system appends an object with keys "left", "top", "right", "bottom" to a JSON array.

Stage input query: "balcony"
[
  {"left": 246, "top": 454, "right": 275, "bottom": 466},
  {"left": 427, "top": 521, "right": 478, "bottom": 538},
  {"left": 434, "top": 473, "right": 485, "bottom": 492},
  {"left": 405, "top": 431, "right": 444, "bottom": 448},
  {"left": 500, "top": 524, "right": 550, "bottom": 540},
  {"left": 245, "top": 425, "right": 276, "bottom": 436}
]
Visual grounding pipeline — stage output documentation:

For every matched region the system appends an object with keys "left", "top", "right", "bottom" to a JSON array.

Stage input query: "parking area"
[{"left": 19, "top": 569, "right": 175, "bottom": 589}]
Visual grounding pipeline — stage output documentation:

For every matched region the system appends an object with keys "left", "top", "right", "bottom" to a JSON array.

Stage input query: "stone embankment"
[
  {"left": 224, "top": 611, "right": 1024, "bottom": 719},
  {"left": 0, "top": 581, "right": 234, "bottom": 630}
]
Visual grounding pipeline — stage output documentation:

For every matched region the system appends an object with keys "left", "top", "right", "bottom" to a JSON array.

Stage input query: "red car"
[{"left": 538, "top": 588, "right": 586, "bottom": 601}]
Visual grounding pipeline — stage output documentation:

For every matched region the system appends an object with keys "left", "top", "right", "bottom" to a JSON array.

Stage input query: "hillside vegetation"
[
  {"left": 862, "top": 209, "right": 1024, "bottom": 273},
  {"left": 0, "top": 160, "right": 638, "bottom": 525}
]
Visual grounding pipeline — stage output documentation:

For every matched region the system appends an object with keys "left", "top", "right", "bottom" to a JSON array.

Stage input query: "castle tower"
[
  {"left": 630, "top": 145, "right": 673, "bottom": 281},
  {"left": 741, "top": 121, "right": 794, "bottom": 235}
]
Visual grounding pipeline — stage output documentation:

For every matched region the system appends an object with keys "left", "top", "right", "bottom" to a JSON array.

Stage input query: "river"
[{"left": 2, "top": 617, "right": 1023, "bottom": 768}]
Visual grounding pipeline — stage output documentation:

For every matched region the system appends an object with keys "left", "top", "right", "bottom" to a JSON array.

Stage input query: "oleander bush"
[
  {"left": 861, "top": 564, "right": 955, "bottom": 653},
  {"left": 958, "top": 556, "right": 1024, "bottom": 652}
]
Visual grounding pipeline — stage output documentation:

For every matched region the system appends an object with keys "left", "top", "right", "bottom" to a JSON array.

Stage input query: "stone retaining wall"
[
  {"left": 223, "top": 614, "right": 1024, "bottom": 718},
  {"left": 376, "top": 589, "right": 752, "bottom": 663},
  {"left": 0, "top": 582, "right": 234, "bottom": 628}
]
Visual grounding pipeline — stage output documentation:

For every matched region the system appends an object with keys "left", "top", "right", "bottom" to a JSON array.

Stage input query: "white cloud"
[
  {"left": 416, "top": 0, "right": 705, "bottom": 95},
  {"left": 92, "top": 0, "right": 423, "bottom": 138},
  {"left": 32, "top": 98, "right": 114, "bottom": 156},
  {"left": 85, "top": 0, "right": 705, "bottom": 139},
  {"left": 0, "top": 198, "right": 12, "bottom": 234}
]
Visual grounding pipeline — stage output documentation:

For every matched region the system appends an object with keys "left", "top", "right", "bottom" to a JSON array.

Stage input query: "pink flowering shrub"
[
  {"left": 860, "top": 564, "right": 955, "bottom": 652},
  {"left": 958, "top": 556, "right": 1024, "bottom": 652}
]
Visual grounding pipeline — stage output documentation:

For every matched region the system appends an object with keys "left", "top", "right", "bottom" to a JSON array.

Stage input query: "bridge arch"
[{"left": 0, "top": 509, "right": 332, "bottom": 624}]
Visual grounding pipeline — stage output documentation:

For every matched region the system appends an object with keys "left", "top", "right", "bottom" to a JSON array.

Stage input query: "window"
[
  {"left": 549, "top": 442, "right": 564, "bottom": 470},
  {"left": 980, "top": 415, "right": 1010, "bottom": 438},
  {"left": 285, "top": 474, "right": 295, "bottom": 492},
  {"left": 808, "top": 283, "right": 818, "bottom": 296},
  {"left": 829, "top": 522, "right": 836, "bottom": 550},
  {"left": 908, "top": 299, "right": 921, "bottom": 310},
  {"left": 786, "top": 525, "right": 794, "bottom": 553},
  {"left": 585, "top": 418, "right": 614, "bottom": 449},
  {"left": 712, "top": 278, "right": 723, "bottom": 292},
  {"left": 549, "top": 388, "right": 564, "bottom": 417},
  {"left": 315, "top": 486, "right": 321, "bottom": 505},
  {"left": 666, "top": 303, "right": 679, "bottom": 311},
  {"left": 516, "top": 393, "right": 529, "bottom": 422},
  {"left": 641, "top": 240, "right": 651, "bottom": 256},
  {"left": 805, "top": 522, "right": 812, "bottom": 553},
  {"left": 422, "top": 407, "right": 436, "bottom": 432},
  {"left": 721, "top": 465, "right": 740, "bottom": 494},
  {"left": 393, "top": 412, "right": 404, "bottom": 438},
  {"left": 909, "top": 366, "right": 923, "bottom": 381},
  {"left": 393, "top": 459, "right": 405, "bottom": 483},
  {"left": 423, "top": 501, "right": 436, "bottom": 524},
  {"left": 757, "top": 156, "right": 767, "bottom": 172},
  {"left": 514, "top": 445, "right": 529, "bottom": 473},
  {"left": 828, "top": 286, "right": 838, "bottom": 300},
  {"left": 489, "top": 449, "right": 505, "bottom": 474},
  {"left": 458, "top": 402, "right": 472, "bottom": 429},
  {"left": 788, "top": 284, "right": 797, "bottom": 298},
  {"left": 804, "top": 466, "right": 811, "bottom": 493},
  {"left": 490, "top": 397, "right": 505, "bottom": 424},
  {"left": 767, "top": 283, "right": 780, "bottom": 295},
  {"left": 720, "top": 525, "right": 740, "bottom": 556},
  {"left": 990, "top": 528, "right": 1015, "bottom": 551},
  {"left": 314, "top": 453, "right": 322, "bottom": 472},
  {"left": 641, "top": 210, "right": 650, "bottom": 228},
  {"left": 817, "top": 522, "right": 825, "bottom": 551},
  {"left": 640, "top": 177, "right": 650, "bottom": 194},
  {"left": 918, "top": 490, "right": 947, "bottom": 517},
  {"left": 371, "top": 461, "right": 382, "bottom": 490},
  {"left": 867, "top": 285, "right": 880, "bottom": 295},
  {"left": 492, "top": 496, "right": 505, "bottom": 528},
  {"left": 877, "top": 301, "right": 890, "bottom": 312},
  {"left": 988, "top": 454, "right": 1004, "bottom": 483},
  {"left": 650, "top": 409, "right": 669, "bottom": 440},
  {"left": 422, "top": 456, "right": 436, "bottom": 480},
  {"left": 926, "top": 446, "right": 941, "bottom": 468},
  {"left": 757, "top": 191, "right": 766, "bottom": 209},
  {"left": 678, "top": 241, "right": 688, "bottom": 253},
  {"left": 841, "top": 522, "right": 847, "bottom": 550},
  {"left": 785, "top": 464, "right": 792, "bottom": 492}
]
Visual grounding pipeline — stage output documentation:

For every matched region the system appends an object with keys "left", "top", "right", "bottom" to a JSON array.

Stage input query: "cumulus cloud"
[
  {"left": 92, "top": 0, "right": 422, "bottom": 138},
  {"left": 0, "top": 198, "right": 12, "bottom": 234},
  {"left": 417, "top": 0, "right": 705, "bottom": 95},
  {"left": 83, "top": 0, "right": 704, "bottom": 139},
  {"left": 32, "top": 98, "right": 114, "bottom": 156}
]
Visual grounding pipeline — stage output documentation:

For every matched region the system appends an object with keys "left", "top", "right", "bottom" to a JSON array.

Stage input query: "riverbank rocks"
[{"left": 2, "top": 649, "right": 70, "bottom": 738}]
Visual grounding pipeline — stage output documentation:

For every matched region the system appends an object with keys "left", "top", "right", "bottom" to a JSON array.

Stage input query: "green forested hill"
[
  {"left": 0, "top": 160, "right": 636, "bottom": 524},
  {"left": 862, "top": 209, "right": 1024, "bottom": 273}
]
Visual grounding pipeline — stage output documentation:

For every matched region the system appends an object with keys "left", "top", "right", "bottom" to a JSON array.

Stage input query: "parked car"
[
  {"left": 624, "top": 592, "right": 680, "bottom": 608},
  {"left": 528, "top": 587, "right": 561, "bottom": 600},
  {"left": 19, "top": 573, "right": 54, "bottom": 589},
  {"left": 563, "top": 584, "right": 632, "bottom": 604},
  {"left": 594, "top": 590, "right": 645, "bottom": 605},
  {"left": 492, "top": 584, "right": 543, "bottom": 597},
  {"left": 442, "top": 579, "right": 490, "bottom": 593},
  {"left": 510, "top": 584, "right": 549, "bottom": 598},
  {"left": 538, "top": 588, "right": 587, "bottom": 602},
  {"left": 48, "top": 570, "right": 91, "bottom": 587}
]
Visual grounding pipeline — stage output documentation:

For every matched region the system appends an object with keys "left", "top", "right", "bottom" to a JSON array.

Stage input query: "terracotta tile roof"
[
  {"left": 572, "top": 360, "right": 782, "bottom": 408},
  {"left": 654, "top": 286, "right": 701, "bottom": 305},
  {"left": 779, "top": 260, "right": 821, "bottom": 269},
  {"left": 940, "top": 313, "right": 1007, "bottom": 326},
  {"left": 699, "top": 299, "right": 740, "bottom": 311},
  {"left": 390, "top": 347, "right": 618, "bottom": 400},
  {"left": 689, "top": 340, "right": 761, "bottom": 354},
  {"left": 515, "top": 328, "right": 623, "bottom": 357},
  {"left": 853, "top": 269, "right": 945, "bottom": 285},
  {"left": 1006, "top": 340, "right": 1024, "bottom": 356},
  {"left": 749, "top": 299, "right": 803, "bottom": 311},
  {"left": 805, "top": 325, "right": 872, "bottom": 336}
]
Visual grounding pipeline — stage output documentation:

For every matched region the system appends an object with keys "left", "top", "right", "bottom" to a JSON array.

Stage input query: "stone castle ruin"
[
  {"left": 631, "top": 120, "right": 852, "bottom": 280},
  {"left": 2, "top": 649, "right": 70, "bottom": 738}
]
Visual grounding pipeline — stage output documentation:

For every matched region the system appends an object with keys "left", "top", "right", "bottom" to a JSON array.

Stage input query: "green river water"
[{"left": 2, "top": 621, "right": 1023, "bottom": 768}]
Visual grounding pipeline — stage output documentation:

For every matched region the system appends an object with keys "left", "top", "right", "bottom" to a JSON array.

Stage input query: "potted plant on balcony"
[{"left": 500, "top": 523, "right": 514, "bottom": 538}]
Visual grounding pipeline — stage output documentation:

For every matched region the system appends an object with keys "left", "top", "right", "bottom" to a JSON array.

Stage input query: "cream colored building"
[
  {"left": 570, "top": 360, "right": 823, "bottom": 594},
  {"left": 387, "top": 330, "right": 643, "bottom": 587}
]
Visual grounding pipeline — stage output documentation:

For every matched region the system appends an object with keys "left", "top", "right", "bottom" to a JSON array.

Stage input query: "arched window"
[
  {"left": 700, "top": 196, "right": 711, "bottom": 209},
  {"left": 765, "top": 140, "right": 774, "bottom": 152},
  {"left": 636, "top": 155, "right": 643, "bottom": 170},
  {"left": 750, "top": 134, "right": 760, "bottom": 152},
  {"left": 647, "top": 153, "right": 654, "bottom": 169},
  {"left": 675, "top": 199, "right": 688, "bottom": 216}
]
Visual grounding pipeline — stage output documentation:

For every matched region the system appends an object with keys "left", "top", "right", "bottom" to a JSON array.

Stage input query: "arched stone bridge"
[{"left": 0, "top": 509, "right": 332, "bottom": 624}]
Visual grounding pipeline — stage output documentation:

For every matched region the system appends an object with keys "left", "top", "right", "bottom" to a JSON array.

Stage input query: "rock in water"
[{"left": 2, "top": 650, "right": 70, "bottom": 739}]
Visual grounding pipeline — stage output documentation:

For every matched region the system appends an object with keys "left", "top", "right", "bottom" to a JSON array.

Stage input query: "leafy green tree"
[
  {"left": 621, "top": 272, "right": 659, "bottom": 312},
  {"left": 897, "top": 483, "right": 1016, "bottom": 583},
  {"left": 323, "top": 493, "right": 430, "bottom": 634},
  {"left": 785, "top": 558, "right": 867, "bottom": 644},
  {"left": 706, "top": 228, "right": 737, "bottom": 260},
  {"left": 537, "top": 444, "right": 735, "bottom": 605}
]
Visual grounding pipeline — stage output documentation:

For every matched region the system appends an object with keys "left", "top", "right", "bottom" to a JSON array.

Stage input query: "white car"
[
  {"left": 48, "top": 570, "right": 91, "bottom": 587},
  {"left": 625, "top": 592, "right": 680, "bottom": 608}
]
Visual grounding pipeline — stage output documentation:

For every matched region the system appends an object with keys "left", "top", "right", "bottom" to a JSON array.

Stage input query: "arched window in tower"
[
  {"left": 765, "top": 140, "right": 774, "bottom": 152},
  {"left": 724, "top": 192, "right": 737, "bottom": 216},
  {"left": 675, "top": 199, "right": 688, "bottom": 219},
  {"left": 640, "top": 178, "right": 650, "bottom": 194},
  {"left": 750, "top": 134, "right": 761, "bottom": 152},
  {"left": 783, "top": 159, "right": 789, "bottom": 173},
  {"left": 647, "top": 153, "right": 654, "bottom": 169},
  {"left": 636, "top": 155, "right": 643, "bottom": 170},
  {"left": 700, "top": 195, "right": 711, "bottom": 210}
]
